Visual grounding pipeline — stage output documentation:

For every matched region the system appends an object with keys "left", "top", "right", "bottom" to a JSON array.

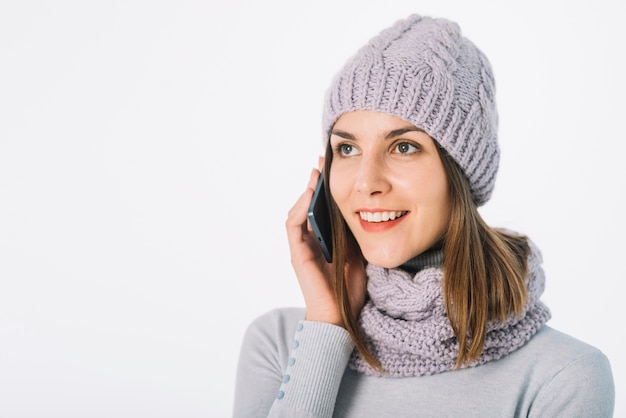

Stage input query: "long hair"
[{"left": 323, "top": 141, "right": 530, "bottom": 370}]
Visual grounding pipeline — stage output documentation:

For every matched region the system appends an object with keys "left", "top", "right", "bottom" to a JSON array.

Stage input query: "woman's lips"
[
  {"left": 359, "top": 210, "right": 407, "bottom": 222},
  {"left": 357, "top": 210, "right": 408, "bottom": 232}
]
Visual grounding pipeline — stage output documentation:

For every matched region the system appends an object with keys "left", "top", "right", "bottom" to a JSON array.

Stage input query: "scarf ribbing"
[{"left": 349, "top": 240, "right": 551, "bottom": 377}]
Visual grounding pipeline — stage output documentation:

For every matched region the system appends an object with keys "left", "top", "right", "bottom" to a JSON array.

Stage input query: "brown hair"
[{"left": 323, "top": 141, "right": 530, "bottom": 370}]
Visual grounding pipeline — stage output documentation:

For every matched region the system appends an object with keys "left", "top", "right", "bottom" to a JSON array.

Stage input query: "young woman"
[{"left": 233, "top": 14, "right": 615, "bottom": 417}]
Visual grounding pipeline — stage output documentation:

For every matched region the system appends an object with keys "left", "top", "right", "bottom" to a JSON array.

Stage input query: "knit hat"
[{"left": 323, "top": 14, "right": 499, "bottom": 206}]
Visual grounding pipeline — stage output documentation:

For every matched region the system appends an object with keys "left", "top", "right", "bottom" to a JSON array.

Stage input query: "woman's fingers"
[
  {"left": 285, "top": 168, "right": 341, "bottom": 325},
  {"left": 286, "top": 169, "right": 319, "bottom": 245}
]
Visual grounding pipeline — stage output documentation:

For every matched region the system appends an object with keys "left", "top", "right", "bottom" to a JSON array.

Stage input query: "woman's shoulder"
[
  {"left": 521, "top": 326, "right": 613, "bottom": 390},
  {"left": 527, "top": 325, "right": 611, "bottom": 363},
  {"left": 518, "top": 325, "right": 613, "bottom": 380},
  {"left": 518, "top": 326, "right": 615, "bottom": 416},
  {"left": 484, "top": 325, "right": 614, "bottom": 401}
]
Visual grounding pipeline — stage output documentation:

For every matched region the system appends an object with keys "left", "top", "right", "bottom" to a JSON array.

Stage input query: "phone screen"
[{"left": 307, "top": 171, "right": 333, "bottom": 263}]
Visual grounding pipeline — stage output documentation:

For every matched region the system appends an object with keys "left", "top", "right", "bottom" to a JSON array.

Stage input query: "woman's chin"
[{"left": 361, "top": 250, "right": 409, "bottom": 269}]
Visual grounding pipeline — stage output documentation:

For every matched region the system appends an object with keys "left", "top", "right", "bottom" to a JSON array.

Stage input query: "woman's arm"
[
  {"left": 234, "top": 167, "right": 366, "bottom": 417},
  {"left": 233, "top": 308, "right": 354, "bottom": 418}
]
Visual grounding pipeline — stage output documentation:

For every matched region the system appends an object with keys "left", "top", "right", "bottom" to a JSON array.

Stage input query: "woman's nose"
[{"left": 354, "top": 156, "right": 391, "bottom": 195}]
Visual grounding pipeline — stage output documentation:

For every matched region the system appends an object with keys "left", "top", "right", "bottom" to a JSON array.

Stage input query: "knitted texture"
[
  {"left": 323, "top": 14, "right": 499, "bottom": 205},
  {"left": 349, "top": 239, "right": 551, "bottom": 377}
]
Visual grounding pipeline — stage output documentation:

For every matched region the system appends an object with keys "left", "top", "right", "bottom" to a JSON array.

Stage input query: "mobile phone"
[{"left": 307, "top": 170, "right": 333, "bottom": 263}]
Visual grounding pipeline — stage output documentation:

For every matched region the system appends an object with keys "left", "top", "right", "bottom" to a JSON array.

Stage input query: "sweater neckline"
[{"left": 399, "top": 249, "right": 443, "bottom": 274}]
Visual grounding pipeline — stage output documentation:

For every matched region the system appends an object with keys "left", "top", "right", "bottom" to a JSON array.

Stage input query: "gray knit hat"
[{"left": 323, "top": 14, "right": 499, "bottom": 206}]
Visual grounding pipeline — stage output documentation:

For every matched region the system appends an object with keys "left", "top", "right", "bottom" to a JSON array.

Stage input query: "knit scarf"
[{"left": 349, "top": 240, "right": 551, "bottom": 377}]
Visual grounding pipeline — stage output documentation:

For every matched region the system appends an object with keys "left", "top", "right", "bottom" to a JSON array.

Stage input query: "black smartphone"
[{"left": 307, "top": 171, "right": 333, "bottom": 263}]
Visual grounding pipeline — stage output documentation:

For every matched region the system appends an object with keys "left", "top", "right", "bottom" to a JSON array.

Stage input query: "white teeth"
[{"left": 359, "top": 211, "right": 406, "bottom": 223}]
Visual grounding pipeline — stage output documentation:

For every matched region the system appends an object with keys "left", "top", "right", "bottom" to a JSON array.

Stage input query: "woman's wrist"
[{"left": 304, "top": 309, "right": 343, "bottom": 327}]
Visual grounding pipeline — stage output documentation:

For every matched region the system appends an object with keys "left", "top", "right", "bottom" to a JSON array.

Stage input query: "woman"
[{"left": 233, "top": 14, "right": 615, "bottom": 417}]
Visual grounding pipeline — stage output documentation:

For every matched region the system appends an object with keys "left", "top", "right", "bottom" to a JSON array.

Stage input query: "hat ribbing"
[{"left": 322, "top": 14, "right": 499, "bottom": 206}]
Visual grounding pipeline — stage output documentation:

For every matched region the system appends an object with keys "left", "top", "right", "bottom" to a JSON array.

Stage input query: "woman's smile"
[
  {"left": 358, "top": 210, "right": 408, "bottom": 223},
  {"left": 357, "top": 209, "right": 409, "bottom": 233}
]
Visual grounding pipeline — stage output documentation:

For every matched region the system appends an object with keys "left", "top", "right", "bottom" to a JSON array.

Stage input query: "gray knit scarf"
[{"left": 349, "top": 240, "right": 551, "bottom": 377}]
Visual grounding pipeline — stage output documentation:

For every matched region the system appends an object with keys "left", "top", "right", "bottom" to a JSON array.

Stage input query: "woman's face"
[{"left": 329, "top": 110, "right": 451, "bottom": 268}]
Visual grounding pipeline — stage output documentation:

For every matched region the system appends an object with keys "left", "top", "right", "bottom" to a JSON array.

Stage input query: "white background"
[{"left": 1, "top": 1, "right": 624, "bottom": 417}]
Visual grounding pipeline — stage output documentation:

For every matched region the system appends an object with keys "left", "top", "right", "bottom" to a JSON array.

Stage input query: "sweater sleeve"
[
  {"left": 232, "top": 308, "right": 355, "bottom": 418},
  {"left": 529, "top": 350, "right": 615, "bottom": 418}
]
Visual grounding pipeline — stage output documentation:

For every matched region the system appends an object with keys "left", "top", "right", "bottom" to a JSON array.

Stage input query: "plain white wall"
[{"left": 1, "top": 1, "right": 624, "bottom": 417}]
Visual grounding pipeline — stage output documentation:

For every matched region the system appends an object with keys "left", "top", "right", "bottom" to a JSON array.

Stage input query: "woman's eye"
[
  {"left": 394, "top": 142, "right": 419, "bottom": 154},
  {"left": 338, "top": 144, "right": 359, "bottom": 156}
]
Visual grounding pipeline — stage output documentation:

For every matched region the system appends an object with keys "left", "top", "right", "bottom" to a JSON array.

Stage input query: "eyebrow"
[
  {"left": 330, "top": 126, "right": 425, "bottom": 141},
  {"left": 385, "top": 127, "right": 425, "bottom": 139}
]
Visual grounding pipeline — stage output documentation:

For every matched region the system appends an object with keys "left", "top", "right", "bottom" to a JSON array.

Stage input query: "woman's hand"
[{"left": 285, "top": 167, "right": 367, "bottom": 327}]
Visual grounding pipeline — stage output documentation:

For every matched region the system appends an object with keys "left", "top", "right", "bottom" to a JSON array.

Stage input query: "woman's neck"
[{"left": 399, "top": 249, "right": 443, "bottom": 274}]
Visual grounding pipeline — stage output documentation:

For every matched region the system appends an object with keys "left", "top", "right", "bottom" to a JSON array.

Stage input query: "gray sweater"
[{"left": 233, "top": 307, "right": 614, "bottom": 417}]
